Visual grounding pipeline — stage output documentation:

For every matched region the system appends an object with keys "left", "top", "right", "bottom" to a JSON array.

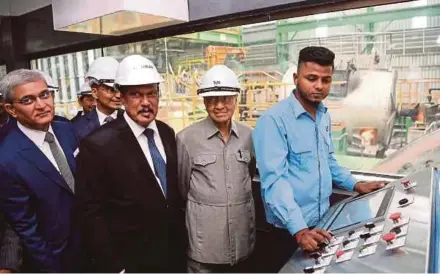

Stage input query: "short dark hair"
[{"left": 298, "top": 46, "right": 335, "bottom": 69}]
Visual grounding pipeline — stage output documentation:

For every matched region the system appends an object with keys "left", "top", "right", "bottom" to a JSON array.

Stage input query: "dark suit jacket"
[
  {"left": 75, "top": 118, "right": 187, "bottom": 273},
  {"left": 1, "top": 116, "right": 70, "bottom": 144},
  {"left": 0, "top": 120, "right": 79, "bottom": 272},
  {"left": 70, "top": 111, "right": 83, "bottom": 123},
  {"left": 0, "top": 117, "right": 15, "bottom": 144},
  {"left": 72, "top": 108, "right": 124, "bottom": 142},
  {"left": 0, "top": 212, "right": 21, "bottom": 272}
]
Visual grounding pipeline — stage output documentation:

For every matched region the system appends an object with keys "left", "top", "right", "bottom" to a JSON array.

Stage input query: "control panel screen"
[{"left": 329, "top": 186, "right": 394, "bottom": 231}]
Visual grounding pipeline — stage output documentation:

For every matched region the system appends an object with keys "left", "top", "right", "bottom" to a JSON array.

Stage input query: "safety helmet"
[
  {"left": 86, "top": 57, "right": 119, "bottom": 87},
  {"left": 114, "top": 55, "right": 163, "bottom": 87},
  {"left": 197, "top": 65, "right": 240, "bottom": 97},
  {"left": 77, "top": 81, "right": 92, "bottom": 97},
  {"left": 35, "top": 70, "right": 59, "bottom": 91}
]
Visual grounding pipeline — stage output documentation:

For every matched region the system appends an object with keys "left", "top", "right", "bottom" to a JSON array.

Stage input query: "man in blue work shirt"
[{"left": 253, "top": 46, "right": 384, "bottom": 263}]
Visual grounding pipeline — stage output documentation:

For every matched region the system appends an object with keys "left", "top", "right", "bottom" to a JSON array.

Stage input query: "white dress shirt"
[
  {"left": 17, "top": 122, "right": 65, "bottom": 173},
  {"left": 97, "top": 108, "right": 118, "bottom": 126},
  {"left": 124, "top": 112, "right": 167, "bottom": 195}
]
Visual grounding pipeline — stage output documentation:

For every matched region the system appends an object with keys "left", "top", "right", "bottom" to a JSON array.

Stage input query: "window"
[{"left": 31, "top": 1, "right": 440, "bottom": 174}]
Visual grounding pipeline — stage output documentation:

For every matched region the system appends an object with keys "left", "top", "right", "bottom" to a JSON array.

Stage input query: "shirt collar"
[
  {"left": 96, "top": 107, "right": 118, "bottom": 125},
  {"left": 289, "top": 90, "right": 328, "bottom": 119},
  {"left": 205, "top": 117, "right": 239, "bottom": 139},
  {"left": 17, "top": 121, "right": 55, "bottom": 148},
  {"left": 123, "top": 112, "right": 158, "bottom": 139}
]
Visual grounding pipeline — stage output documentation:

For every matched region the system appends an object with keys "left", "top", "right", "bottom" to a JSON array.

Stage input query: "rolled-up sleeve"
[{"left": 253, "top": 115, "right": 308, "bottom": 235}]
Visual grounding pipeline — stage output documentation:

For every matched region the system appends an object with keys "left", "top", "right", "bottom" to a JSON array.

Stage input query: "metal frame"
[{"left": 21, "top": 0, "right": 407, "bottom": 61}]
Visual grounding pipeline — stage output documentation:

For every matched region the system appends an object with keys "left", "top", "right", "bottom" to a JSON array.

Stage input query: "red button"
[
  {"left": 382, "top": 232, "right": 396, "bottom": 242},
  {"left": 389, "top": 212, "right": 401, "bottom": 221},
  {"left": 401, "top": 180, "right": 410, "bottom": 185},
  {"left": 336, "top": 250, "right": 344, "bottom": 258}
]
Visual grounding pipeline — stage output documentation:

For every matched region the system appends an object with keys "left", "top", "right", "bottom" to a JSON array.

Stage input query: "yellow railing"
[
  {"left": 54, "top": 77, "right": 440, "bottom": 132},
  {"left": 396, "top": 79, "right": 440, "bottom": 108}
]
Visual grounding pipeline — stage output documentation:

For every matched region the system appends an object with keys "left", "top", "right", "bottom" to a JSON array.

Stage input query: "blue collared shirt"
[{"left": 253, "top": 92, "right": 357, "bottom": 235}]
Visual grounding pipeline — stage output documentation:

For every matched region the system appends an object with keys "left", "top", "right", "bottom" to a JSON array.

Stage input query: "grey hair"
[
  {"left": 0, "top": 69, "right": 46, "bottom": 103},
  {"left": 87, "top": 77, "right": 100, "bottom": 87}
]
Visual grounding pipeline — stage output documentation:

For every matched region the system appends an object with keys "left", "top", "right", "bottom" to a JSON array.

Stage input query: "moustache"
[{"left": 138, "top": 108, "right": 154, "bottom": 115}]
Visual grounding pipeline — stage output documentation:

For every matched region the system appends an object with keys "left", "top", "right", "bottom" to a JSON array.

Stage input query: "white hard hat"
[
  {"left": 198, "top": 65, "right": 240, "bottom": 97},
  {"left": 77, "top": 81, "right": 92, "bottom": 97},
  {"left": 35, "top": 70, "right": 59, "bottom": 91},
  {"left": 114, "top": 55, "right": 163, "bottom": 87},
  {"left": 86, "top": 57, "right": 119, "bottom": 87}
]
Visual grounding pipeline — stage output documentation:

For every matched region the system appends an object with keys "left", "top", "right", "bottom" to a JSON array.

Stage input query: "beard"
[{"left": 296, "top": 85, "right": 320, "bottom": 108}]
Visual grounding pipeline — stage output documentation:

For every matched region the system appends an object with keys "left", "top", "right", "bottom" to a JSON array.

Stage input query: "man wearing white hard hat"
[
  {"left": 71, "top": 82, "right": 96, "bottom": 123},
  {"left": 75, "top": 55, "right": 187, "bottom": 273},
  {"left": 73, "top": 56, "right": 123, "bottom": 142},
  {"left": 176, "top": 65, "right": 256, "bottom": 272}
]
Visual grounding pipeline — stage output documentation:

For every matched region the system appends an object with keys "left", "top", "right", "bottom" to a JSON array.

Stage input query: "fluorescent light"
[
  {"left": 436, "top": 36, "right": 440, "bottom": 44},
  {"left": 413, "top": 0, "right": 427, "bottom": 7},
  {"left": 52, "top": 0, "right": 189, "bottom": 36},
  {"left": 315, "top": 13, "right": 328, "bottom": 20},
  {"left": 412, "top": 16, "right": 427, "bottom": 29},
  {"left": 315, "top": 26, "right": 328, "bottom": 38}
]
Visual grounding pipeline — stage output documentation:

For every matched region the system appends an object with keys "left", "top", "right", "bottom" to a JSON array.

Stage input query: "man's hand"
[
  {"left": 354, "top": 181, "right": 386, "bottom": 194},
  {"left": 295, "top": 228, "right": 332, "bottom": 252},
  {"left": 0, "top": 270, "right": 12, "bottom": 273}
]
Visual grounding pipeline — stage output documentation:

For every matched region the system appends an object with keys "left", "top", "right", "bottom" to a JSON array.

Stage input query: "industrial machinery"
[
  {"left": 327, "top": 70, "right": 398, "bottom": 158},
  {"left": 205, "top": 45, "right": 247, "bottom": 69},
  {"left": 280, "top": 168, "right": 440, "bottom": 273}
]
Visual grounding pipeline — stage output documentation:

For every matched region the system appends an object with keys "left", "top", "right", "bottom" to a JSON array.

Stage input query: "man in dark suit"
[
  {"left": 75, "top": 55, "right": 187, "bottom": 273},
  {"left": 0, "top": 91, "right": 12, "bottom": 143},
  {"left": 71, "top": 82, "right": 96, "bottom": 123},
  {"left": 0, "top": 69, "right": 79, "bottom": 272},
  {"left": 0, "top": 212, "right": 22, "bottom": 273},
  {"left": 72, "top": 57, "right": 122, "bottom": 142}
]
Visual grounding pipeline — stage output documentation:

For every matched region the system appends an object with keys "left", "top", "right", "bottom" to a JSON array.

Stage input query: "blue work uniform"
[{"left": 252, "top": 91, "right": 357, "bottom": 235}]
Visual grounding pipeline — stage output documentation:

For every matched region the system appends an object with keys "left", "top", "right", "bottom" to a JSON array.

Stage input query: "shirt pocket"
[
  {"left": 193, "top": 154, "right": 217, "bottom": 167},
  {"left": 290, "top": 145, "right": 313, "bottom": 172},
  {"left": 234, "top": 150, "right": 252, "bottom": 188},
  {"left": 192, "top": 154, "right": 218, "bottom": 187},
  {"left": 235, "top": 150, "right": 251, "bottom": 164}
]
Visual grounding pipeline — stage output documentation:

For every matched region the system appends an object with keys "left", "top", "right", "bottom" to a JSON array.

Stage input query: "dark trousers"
[{"left": 250, "top": 225, "right": 299, "bottom": 273}]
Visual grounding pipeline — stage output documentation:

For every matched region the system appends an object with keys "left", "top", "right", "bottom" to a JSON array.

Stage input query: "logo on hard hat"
[
  {"left": 213, "top": 80, "right": 221, "bottom": 85},
  {"left": 133, "top": 64, "right": 154, "bottom": 70}
]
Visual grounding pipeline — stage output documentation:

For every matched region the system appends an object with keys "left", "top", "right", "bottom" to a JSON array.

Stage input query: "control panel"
[{"left": 280, "top": 168, "right": 438, "bottom": 273}]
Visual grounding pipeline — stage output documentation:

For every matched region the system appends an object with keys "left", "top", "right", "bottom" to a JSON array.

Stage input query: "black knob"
[
  {"left": 365, "top": 222, "right": 375, "bottom": 229},
  {"left": 304, "top": 266, "right": 315, "bottom": 273},
  {"left": 348, "top": 230, "right": 356, "bottom": 237},
  {"left": 360, "top": 232, "right": 371, "bottom": 239},
  {"left": 399, "top": 198, "right": 409, "bottom": 206},
  {"left": 318, "top": 241, "right": 328, "bottom": 249},
  {"left": 310, "top": 252, "right": 321, "bottom": 259},
  {"left": 390, "top": 227, "right": 402, "bottom": 234},
  {"left": 343, "top": 240, "right": 351, "bottom": 247}
]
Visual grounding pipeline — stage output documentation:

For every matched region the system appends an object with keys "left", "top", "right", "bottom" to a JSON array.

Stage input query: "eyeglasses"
[
  {"left": 204, "top": 96, "right": 235, "bottom": 105},
  {"left": 98, "top": 85, "right": 120, "bottom": 95},
  {"left": 12, "top": 89, "right": 54, "bottom": 106}
]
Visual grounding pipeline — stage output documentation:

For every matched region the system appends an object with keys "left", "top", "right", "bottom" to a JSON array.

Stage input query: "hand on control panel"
[
  {"left": 354, "top": 181, "right": 386, "bottom": 194},
  {"left": 295, "top": 228, "right": 332, "bottom": 252}
]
